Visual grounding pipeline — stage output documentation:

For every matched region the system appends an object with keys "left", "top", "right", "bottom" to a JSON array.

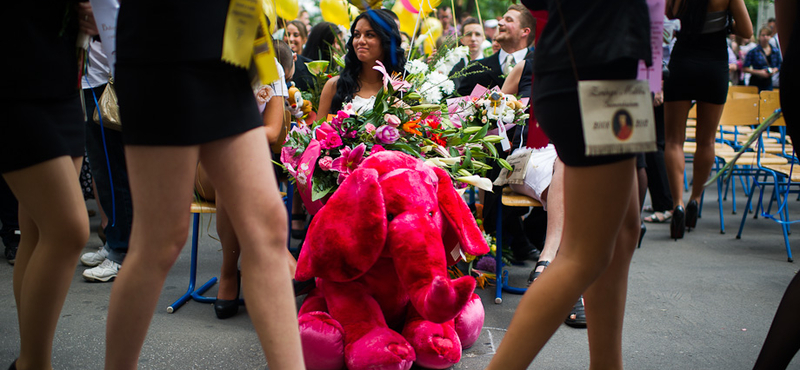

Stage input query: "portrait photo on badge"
[{"left": 612, "top": 109, "right": 634, "bottom": 141}]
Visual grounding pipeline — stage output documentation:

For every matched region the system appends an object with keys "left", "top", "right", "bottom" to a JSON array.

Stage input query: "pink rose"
[
  {"left": 375, "top": 125, "right": 400, "bottom": 144},
  {"left": 322, "top": 133, "right": 343, "bottom": 149},
  {"left": 318, "top": 156, "right": 333, "bottom": 171},
  {"left": 365, "top": 123, "right": 376, "bottom": 134},
  {"left": 384, "top": 114, "right": 402, "bottom": 127}
]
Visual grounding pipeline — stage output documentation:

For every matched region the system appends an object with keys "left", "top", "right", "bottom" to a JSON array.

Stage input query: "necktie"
[{"left": 503, "top": 54, "right": 516, "bottom": 75}]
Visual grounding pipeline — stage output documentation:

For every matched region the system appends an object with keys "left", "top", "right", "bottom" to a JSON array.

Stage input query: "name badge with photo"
[{"left": 578, "top": 80, "right": 656, "bottom": 156}]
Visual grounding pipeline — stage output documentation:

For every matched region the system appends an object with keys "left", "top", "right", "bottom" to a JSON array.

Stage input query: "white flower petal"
[{"left": 457, "top": 175, "right": 494, "bottom": 192}]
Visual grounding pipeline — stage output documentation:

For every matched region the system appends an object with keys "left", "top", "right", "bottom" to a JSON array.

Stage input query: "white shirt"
[
  {"left": 81, "top": 40, "right": 111, "bottom": 89},
  {"left": 498, "top": 48, "right": 529, "bottom": 68}
]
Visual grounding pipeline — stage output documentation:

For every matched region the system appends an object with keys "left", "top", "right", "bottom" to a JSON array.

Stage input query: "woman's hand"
[{"left": 76, "top": 2, "right": 99, "bottom": 36}]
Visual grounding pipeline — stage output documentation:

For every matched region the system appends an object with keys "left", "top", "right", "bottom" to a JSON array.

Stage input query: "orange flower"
[{"left": 402, "top": 119, "right": 422, "bottom": 136}]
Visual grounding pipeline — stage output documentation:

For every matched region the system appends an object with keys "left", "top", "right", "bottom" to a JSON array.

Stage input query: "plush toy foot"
[
  {"left": 454, "top": 293, "right": 484, "bottom": 349},
  {"left": 299, "top": 311, "right": 345, "bottom": 370},
  {"left": 402, "top": 319, "right": 461, "bottom": 369},
  {"left": 346, "top": 327, "right": 415, "bottom": 370}
]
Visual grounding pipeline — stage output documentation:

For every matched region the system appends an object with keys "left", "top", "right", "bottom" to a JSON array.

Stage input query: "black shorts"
[
  {"left": 532, "top": 58, "right": 639, "bottom": 167},
  {"left": 0, "top": 94, "right": 85, "bottom": 173}
]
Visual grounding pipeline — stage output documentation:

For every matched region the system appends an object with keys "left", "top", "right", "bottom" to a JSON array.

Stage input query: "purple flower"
[
  {"left": 475, "top": 256, "right": 496, "bottom": 273},
  {"left": 375, "top": 125, "right": 400, "bottom": 144}
]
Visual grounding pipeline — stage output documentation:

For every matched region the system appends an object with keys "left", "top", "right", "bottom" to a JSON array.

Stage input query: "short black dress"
[
  {"left": 115, "top": 0, "right": 262, "bottom": 146},
  {"left": 664, "top": 11, "right": 730, "bottom": 105},
  {"left": 0, "top": 2, "right": 85, "bottom": 173},
  {"left": 526, "top": 0, "right": 651, "bottom": 167}
]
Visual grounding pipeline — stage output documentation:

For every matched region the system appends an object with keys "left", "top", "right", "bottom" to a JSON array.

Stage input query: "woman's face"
[
  {"left": 460, "top": 24, "right": 485, "bottom": 56},
  {"left": 285, "top": 24, "right": 306, "bottom": 53},
  {"left": 759, "top": 30, "right": 771, "bottom": 46},
  {"left": 352, "top": 18, "right": 384, "bottom": 64}
]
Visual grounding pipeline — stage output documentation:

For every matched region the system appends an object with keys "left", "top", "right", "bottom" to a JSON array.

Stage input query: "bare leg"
[
  {"left": 92, "top": 179, "right": 109, "bottom": 230},
  {"left": 199, "top": 127, "right": 304, "bottom": 369},
  {"left": 664, "top": 100, "right": 693, "bottom": 209},
  {"left": 215, "top": 199, "right": 241, "bottom": 301},
  {"left": 584, "top": 177, "right": 640, "bottom": 370},
  {"left": 533, "top": 159, "right": 564, "bottom": 271},
  {"left": 4, "top": 156, "right": 89, "bottom": 369},
  {"left": 486, "top": 158, "right": 636, "bottom": 370},
  {"left": 690, "top": 102, "right": 725, "bottom": 203},
  {"left": 105, "top": 146, "right": 200, "bottom": 369}
]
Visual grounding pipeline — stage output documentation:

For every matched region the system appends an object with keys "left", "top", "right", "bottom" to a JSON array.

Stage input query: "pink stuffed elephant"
[{"left": 295, "top": 151, "right": 490, "bottom": 370}]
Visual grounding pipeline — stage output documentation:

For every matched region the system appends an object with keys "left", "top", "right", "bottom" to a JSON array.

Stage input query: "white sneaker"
[
  {"left": 80, "top": 246, "right": 109, "bottom": 267},
  {"left": 82, "top": 259, "right": 120, "bottom": 282}
]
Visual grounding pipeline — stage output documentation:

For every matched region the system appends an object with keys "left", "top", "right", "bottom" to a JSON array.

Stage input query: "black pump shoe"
[
  {"left": 685, "top": 200, "right": 699, "bottom": 230},
  {"left": 214, "top": 271, "right": 241, "bottom": 319},
  {"left": 670, "top": 205, "right": 685, "bottom": 240},
  {"left": 8, "top": 359, "right": 16, "bottom": 370}
]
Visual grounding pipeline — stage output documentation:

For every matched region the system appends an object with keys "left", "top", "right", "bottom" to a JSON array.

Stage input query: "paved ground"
[{"left": 2, "top": 166, "right": 800, "bottom": 369}]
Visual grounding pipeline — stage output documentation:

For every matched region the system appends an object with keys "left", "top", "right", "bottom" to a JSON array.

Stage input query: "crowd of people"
[{"left": 1, "top": 0, "right": 798, "bottom": 369}]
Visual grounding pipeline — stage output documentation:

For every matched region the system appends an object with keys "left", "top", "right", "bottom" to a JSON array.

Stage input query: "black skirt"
[
  {"left": 116, "top": 60, "right": 263, "bottom": 146},
  {"left": 0, "top": 94, "right": 85, "bottom": 173},
  {"left": 664, "top": 30, "right": 730, "bottom": 105}
]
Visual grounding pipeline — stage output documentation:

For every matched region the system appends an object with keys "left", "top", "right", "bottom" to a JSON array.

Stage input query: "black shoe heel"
[
  {"left": 8, "top": 359, "right": 16, "bottom": 370},
  {"left": 685, "top": 200, "right": 698, "bottom": 230},
  {"left": 671, "top": 206, "right": 685, "bottom": 240},
  {"left": 214, "top": 270, "right": 241, "bottom": 319},
  {"left": 638, "top": 222, "right": 646, "bottom": 249}
]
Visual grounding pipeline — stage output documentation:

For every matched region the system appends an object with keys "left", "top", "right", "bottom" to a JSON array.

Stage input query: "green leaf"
[
  {"left": 464, "top": 148, "right": 473, "bottom": 168},
  {"left": 498, "top": 158, "right": 513, "bottom": 171},
  {"left": 476, "top": 123, "right": 490, "bottom": 140},
  {"left": 311, "top": 178, "right": 335, "bottom": 202},
  {"left": 483, "top": 141, "right": 499, "bottom": 157},
  {"left": 385, "top": 142, "right": 422, "bottom": 157}
]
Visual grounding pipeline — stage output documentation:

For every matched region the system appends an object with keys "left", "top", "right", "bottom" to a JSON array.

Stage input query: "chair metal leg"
[
  {"left": 168, "top": 213, "right": 218, "bottom": 313},
  {"left": 494, "top": 193, "right": 528, "bottom": 304}
]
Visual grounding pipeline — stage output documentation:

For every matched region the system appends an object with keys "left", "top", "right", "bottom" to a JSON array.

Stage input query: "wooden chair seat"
[
  {"left": 501, "top": 187, "right": 543, "bottom": 208},
  {"left": 763, "top": 164, "right": 800, "bottom": 182},
  {"left": 716, "top": 152, "right": 789, "bottom": 166}
]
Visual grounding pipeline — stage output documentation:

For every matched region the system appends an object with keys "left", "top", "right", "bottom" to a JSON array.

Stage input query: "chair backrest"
[
  {"left": 759, "top": 90, "right": 785, "bottom": 126},
  {"left": 719, "top": 95, "right": 760, "bottom": 126},
  {"left": 729, "top": 85, "right": 758, "bottom": 99}
]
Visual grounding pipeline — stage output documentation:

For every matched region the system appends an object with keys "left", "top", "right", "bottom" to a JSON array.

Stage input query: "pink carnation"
[
  {"left": 318, "top": 156, "right": 333, "bottom": 171},
  {"left": 365, "top": 123, "right": 376, "bottom": 134},
  {"left": 322, "top": 133, "right": 343, "bottom": 149}
]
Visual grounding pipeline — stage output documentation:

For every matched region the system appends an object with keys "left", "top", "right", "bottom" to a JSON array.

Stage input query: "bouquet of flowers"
[{"left": 280, "top": 51, "right": 528, "bottom": 215}]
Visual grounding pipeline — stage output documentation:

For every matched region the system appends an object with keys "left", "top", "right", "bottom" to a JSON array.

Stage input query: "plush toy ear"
[
  {"left": 295, "top": 168, "right": 387, "bottom": 282},
  {"left": 432, "top": 167, "right": 490, "bottom": 264}
]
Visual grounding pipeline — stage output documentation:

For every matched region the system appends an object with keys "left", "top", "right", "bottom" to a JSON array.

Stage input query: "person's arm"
[
  {"left": 742, "top": 50, "right": 771, "bottom": 78},
  {"left": 730, "top": 0, "right": 754, "bottom": 39},
  {"left": 263, "top": 95, "right": 286, "bottom": 145},
  {"left": 317, "top": 76, "right": 339, "bottom": 119},
  {"left": 775, "top": 0, "right": 796, "bottom": 56},
  {"left": 501, "top": 60, "right": 526, "bottom": 95}
]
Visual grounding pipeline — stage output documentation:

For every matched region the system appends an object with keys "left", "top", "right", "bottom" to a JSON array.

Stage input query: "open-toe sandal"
[
  {"left": 526, "top": 260, "right": 550, "bottom": 287},
  {"left": 291, "top": 214, "right": 307, "bottom": 240},
  {"left": 643, "top": 211, "right": 672, "bottom": 223},
  {"left": 565, "top": 296, "right": 587, "bottom": 328}
]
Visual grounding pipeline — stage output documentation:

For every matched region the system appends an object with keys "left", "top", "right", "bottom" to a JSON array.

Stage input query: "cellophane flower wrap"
[{"left": 281, "top": 46, "right": 528, "bottom": 215}]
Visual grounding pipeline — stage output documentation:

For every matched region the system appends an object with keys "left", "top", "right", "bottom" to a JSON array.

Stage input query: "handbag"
[{"left": 93, "top": 76, "right": 122, "bottom": 131}]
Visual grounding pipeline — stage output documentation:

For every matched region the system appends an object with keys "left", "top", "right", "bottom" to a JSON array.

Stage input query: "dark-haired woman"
[
  {"left": 663, "top": 0, "right": 752, "bottom": 239},
  {"left": 302, "top": 21, "right": 344, "bottom": 64},
  {"left": 318, "top": 11, "right": 406, "bottom": 116}
]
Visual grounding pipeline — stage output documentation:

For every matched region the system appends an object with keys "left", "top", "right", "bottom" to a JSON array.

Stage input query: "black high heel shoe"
[
  {"left": 670, "top": 205, "right": 685, "bottom": 240},
  {"left": 214, "top": 270, "right": 240, "bottom": 319},
  {"left": 8, "top": 359, "right": 16, "bottom": 370},
  {"left": 685, "top": 200, "right": 699, "bottom": 230}
]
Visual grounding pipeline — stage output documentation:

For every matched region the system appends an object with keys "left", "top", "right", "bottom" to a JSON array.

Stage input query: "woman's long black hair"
[
  {"left": 302, "top": 21, "right": 340, "bottom": 62},
  {"left": 330, "top": 10, "right": 406, "bottom": 113}
]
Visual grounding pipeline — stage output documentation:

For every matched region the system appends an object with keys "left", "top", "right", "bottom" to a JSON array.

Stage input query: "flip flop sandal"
[
  {"left": 526, "top": 260, "right": 550, "bottom": 287},
  {"left": 565, "top": 296, "right": 587, "bottom": 328},
  {"left": 643, "top": 211, "right": 672, "bottom": 223}
]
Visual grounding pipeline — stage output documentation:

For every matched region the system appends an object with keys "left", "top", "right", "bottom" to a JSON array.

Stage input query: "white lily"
[{"left": 457, "top": 175, "right": 494, "bottom": 192}]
